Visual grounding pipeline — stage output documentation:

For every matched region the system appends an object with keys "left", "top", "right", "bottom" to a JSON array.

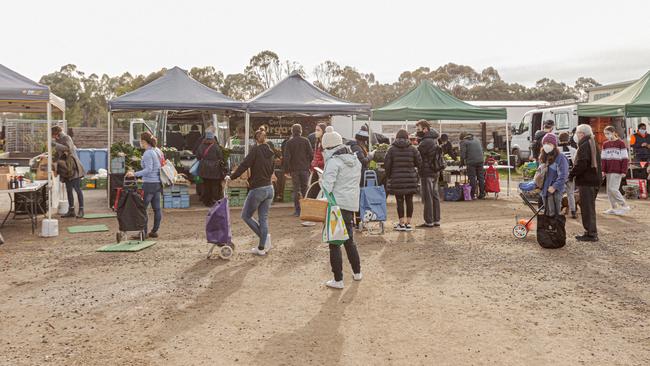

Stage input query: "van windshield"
[{"left": 518, "top": 115, "right": 531, "bottom": 134}]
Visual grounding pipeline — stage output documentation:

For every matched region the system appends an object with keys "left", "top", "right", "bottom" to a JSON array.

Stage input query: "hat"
[
  {"left": 542, "top": 133, "right": 558, "bottom": 146},
  {"left": 205, "top": 131, "right": 215, "bottom": 140},
  {"left": 322, "top": 126, "right": 343, "bottom": 149},
  {"left": 355, "top": 129, "right": 369, "bottom": 140}
]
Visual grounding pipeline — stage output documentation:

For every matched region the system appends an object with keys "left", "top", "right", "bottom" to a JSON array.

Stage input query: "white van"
[{"left": 511, "top": 104, "right": 578, "bottom": 163}]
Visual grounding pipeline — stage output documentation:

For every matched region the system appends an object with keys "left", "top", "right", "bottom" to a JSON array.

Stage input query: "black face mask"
[{"left": 416, "top": 131, "right": 425, "bottom": 138}]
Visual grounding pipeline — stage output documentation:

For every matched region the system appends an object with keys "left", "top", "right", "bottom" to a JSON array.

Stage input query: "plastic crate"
[
  {"left": 81, "top": 177, "right": 96, "bottom": 190},
  {"left": 96, "top": 177, "right": 107, "bottom": 190}
]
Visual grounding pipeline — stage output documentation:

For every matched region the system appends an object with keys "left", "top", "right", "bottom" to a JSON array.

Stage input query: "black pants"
[
  {"left": 201, "top": 178, "right": 223, "bottom": 207},
  {"left": 421, "top": 175, "right": 441, "bottom": 224},
  {"left": 467, "top": 163, "right": 486, "bottom": 198},
  {"left": 329, "top": 209, "right": 361, "bottom": 281},
  {"left": 65, "top": 178, "right": 84, "bottom": 209},
  {"left": 291, "top": 170, "right": 310, "bottom": 213},
  {"left": 578, "top": 185, "right": 598, "bottom": 237},
  {"left": 395, "top": 194, "right": 414, "bottom": 218}
]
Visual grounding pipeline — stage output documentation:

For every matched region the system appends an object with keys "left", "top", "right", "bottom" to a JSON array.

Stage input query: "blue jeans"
[
  {"left": 65, "top": 178, "right": 84, "bottom": 209},
  {"left": 142, "top": 182, "right": 162, "bottom": 234},
  {"left": 241, "top": 185, "right": 274, "bottom": 250}
]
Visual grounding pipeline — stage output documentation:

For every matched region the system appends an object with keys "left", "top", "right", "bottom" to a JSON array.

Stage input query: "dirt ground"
[{"left": 1, "top": 189, "right": 649, "bottom": 366}]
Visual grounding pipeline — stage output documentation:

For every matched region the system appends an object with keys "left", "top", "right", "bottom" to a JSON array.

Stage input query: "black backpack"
[
  {"left": 537, "top": 214, "right": 566, "bottom": 249},
  {"left": 432, "top": 145, "right": 446, "bottom": 173}
]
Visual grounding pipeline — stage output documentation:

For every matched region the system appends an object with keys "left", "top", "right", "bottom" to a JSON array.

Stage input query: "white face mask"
[
  {"left": 542, "top": 144, "right": 554, "bottom": 154},
  {"left": 605, "top": 133, "right": 616, "bottom": 141},
  {"left": 640, "top": 129, "right": 647, "bottom": 134},
  {"left": 573, "top": 134, "right": 580, "bottom": 143}
]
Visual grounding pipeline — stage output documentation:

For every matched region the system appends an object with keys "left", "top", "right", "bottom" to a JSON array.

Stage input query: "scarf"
[{"left": 588, "top": 136, "right": 597, "bottom": 169}]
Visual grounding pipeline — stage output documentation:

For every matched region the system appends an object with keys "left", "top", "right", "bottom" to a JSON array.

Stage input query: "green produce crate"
[{"left": 96, "top": 177, "right": 108, "bottom": 190}]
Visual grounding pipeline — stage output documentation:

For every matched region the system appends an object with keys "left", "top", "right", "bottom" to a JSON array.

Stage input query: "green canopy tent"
[
  {"left": 578, "top": 70, "right": 650, "bottom": 118},
  {"left": 372, "top": 81, "right": 512, "bottom": 195}
]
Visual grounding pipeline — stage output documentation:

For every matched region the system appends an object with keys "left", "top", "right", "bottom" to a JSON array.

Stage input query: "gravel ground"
[{"left": 0, "top": 190, "right": 649, "bottom": 366}]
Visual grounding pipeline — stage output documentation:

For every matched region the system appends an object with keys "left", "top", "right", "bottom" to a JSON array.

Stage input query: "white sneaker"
[
  {"left": 251, "top": 247, "right": 267, "bottom": 256},
  {"left": 613, "top": 209, "right": 627, "bottom": 216},
  {"left": 264, "top": 234, "right": 272, "bottom": 252},
  {"left": 353, "top": 273, "right": 363, "bottom": 281},
  {"left": 604, "top": 209, "right": 616, "bottom": 215},
  {"left": 620, "top": 206, "right": 631, "bottom": 212},
  {"left": 325, "top": 279, "right": 344, "bottom": 289}
]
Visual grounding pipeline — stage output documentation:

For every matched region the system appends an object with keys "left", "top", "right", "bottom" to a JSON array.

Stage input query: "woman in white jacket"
[{"left": 320, "top": 126, "right": 362, "bottom": 289}]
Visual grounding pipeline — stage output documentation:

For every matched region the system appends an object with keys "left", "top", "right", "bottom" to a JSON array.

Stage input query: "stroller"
[
  {"left": 359, "top": 170, "right": 386, "bottom": 234},
  {"left": 205, "top": 182, "right": 235, "bottom": 259},
  {"left": 512, "top": 181, "right": 544, "bottom": 239},
  {"left": 115, "top": 176, "right": 146, "bottom": 243}
]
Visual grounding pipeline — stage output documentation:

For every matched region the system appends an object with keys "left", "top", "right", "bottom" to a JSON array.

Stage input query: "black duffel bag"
[{"left": 537, "top": 214, "right": 566, "bottom": 249}]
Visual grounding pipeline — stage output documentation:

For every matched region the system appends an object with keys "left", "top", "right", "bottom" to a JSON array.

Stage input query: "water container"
[
  {"left": 93, "top": 149, "right": 108, "bottom": 172},
  {"left": 77, "top": 149, "right": 94, "bottom": 173},
  {"left": 41, "top": 219, "right": 59, "bottom": 237}
]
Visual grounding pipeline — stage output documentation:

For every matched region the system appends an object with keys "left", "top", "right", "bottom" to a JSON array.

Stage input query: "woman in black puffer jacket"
[{"left": 384, "top": 129, "right": 422, "bottom": 231}]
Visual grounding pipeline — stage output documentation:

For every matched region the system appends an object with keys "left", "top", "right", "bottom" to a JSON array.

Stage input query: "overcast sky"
[{"left": 3, "top": 0, "right": 649, "bottom": 87}]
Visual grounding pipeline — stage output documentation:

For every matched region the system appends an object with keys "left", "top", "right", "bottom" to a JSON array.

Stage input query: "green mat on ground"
[
  {"left": 83, "top": 213, "right": 117, "bottom": 219},
  {"left": 67, "top": 224, "right": 110, "bottom": 233},
  {"left": 97, "top": 240, "right": 156, "bottom": 252}
]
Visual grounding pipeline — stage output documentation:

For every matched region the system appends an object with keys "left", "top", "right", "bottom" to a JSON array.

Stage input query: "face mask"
[
  {"left": 640, "top": 129, "right": 647, "bottom": 135},
  {"left": 573, "top": 134, "right": 579, "bottom": 143},
  {"left": 605, "top": 133, "right": 616, "bottom": 141},
  {"left": 416, "top": 131, "right": 425, "bottom": 138},
  {"left": 542, "top": 144, "right": 554, "bottom": 154}
]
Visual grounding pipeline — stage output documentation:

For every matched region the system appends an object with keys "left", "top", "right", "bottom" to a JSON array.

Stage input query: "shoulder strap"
[{"left": 203, "top": 143, "right": 215, "bottom": 158}]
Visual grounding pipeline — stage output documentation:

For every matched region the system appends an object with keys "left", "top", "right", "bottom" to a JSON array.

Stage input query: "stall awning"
[
  {"left": 246, "top": 72, "right": 371, "bottom": 115},
  {"left": 578, "top": 70, "right": 650, "bottom": 118},
  {"left": 373, "top": 81, "right": 506, "bottom": 121},
  {"left": 108, "top": 67, "right": 246, "bottom": 112},
  {"left": 0, "top": 64, "right": 65, "bottom": 113}
]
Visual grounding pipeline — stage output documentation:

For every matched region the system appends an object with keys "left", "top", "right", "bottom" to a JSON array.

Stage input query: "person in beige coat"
[{"left": 52, "top": 126, "right": 85, "bottom": 218}]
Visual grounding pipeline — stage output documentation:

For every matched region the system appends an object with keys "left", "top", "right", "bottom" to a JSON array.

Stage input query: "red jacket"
[
  {"left": 601, "top": 139, "right": 629, "bottom": 175},
  {"left": 311, "top": 145, "right": 324, "bottom": 171}
]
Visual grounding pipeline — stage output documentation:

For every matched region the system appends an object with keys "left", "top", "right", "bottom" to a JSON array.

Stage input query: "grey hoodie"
[
  {"left": 460, "top": 134, "right": 484, "bottom": 166},
  {"left": 321, "top": 145, "right": 361, "bottom": 212}
]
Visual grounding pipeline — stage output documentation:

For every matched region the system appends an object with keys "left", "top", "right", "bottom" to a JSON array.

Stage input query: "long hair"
[
  {"left": 140, "top": 131, "right": 157, "bottom": 148},
  {"left": 315, "top": 123, "right": 327, "bottom": 148},
  {"left": 539, "top": 147, "right": 558, "bottom": 165}
]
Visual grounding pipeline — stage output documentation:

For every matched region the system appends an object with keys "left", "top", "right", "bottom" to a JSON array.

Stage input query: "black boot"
[
  {"left": 62, "top": 207, "right": 75, "bottom": 218},
  {"left": 76, "top": 208, "right": 84, "bottom": 218}
]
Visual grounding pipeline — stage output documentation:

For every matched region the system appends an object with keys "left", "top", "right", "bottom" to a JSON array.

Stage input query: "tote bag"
[{"left": 321, "top": 190, "right": 349, "bottom": 245}]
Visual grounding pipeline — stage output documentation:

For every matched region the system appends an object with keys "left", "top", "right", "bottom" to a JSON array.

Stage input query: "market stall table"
[{"left": 0, "top": 180, "right": 48, "bottom": 234}]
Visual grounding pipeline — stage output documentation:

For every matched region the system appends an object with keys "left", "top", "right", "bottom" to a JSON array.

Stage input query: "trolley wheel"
[
  {"left": 219, "top": 245, "right": 234, "bottom": 260},
  {"left": 116, "top": 232, "right": 122, "bottom": 243},
  {"left": 513, "top": 224, "right": 528, "bottom": 239}
]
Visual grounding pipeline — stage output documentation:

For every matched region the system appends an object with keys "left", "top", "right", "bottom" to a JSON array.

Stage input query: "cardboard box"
[
  {"left": 0, "top": 174, "right": 11, "bottom": 190},
  {"left": 0, "top": 165, "right": 15, "bottom": 175}
]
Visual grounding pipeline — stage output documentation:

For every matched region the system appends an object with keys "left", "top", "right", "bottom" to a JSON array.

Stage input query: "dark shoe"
[
  {"left": 571, "top": 211, "right": 577, "bottom": 219},
  {"left": 76, "top": 208, "right": 84, "bottom": 218},
  {"left": 148, "top": 232, "right": 158, "bottom": 238},
  {"left": 575, "top": 234, "right": 598, "bottom": 242},
  {"left": 478, "top": 195, "right": 486, "bottom": 200},
  {"left": 417, "top": 223, "right": 434, "bottom": 228},
  {"left": 62, "top": 208, "right": 75, "bottom": 218},
  {"left": 293, "top": 211, "right": 300, "bottom": 217},
  {"left": 433, "top": 222, "right": 441, "bottom": 227}
]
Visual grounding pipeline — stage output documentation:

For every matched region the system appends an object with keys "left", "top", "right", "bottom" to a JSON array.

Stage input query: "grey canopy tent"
[
  {"left": 0, "top": 64, "right": 66, "bottom": 222},
  {"left": 244, "top": 71, "right": 371, "bottom": 153}
]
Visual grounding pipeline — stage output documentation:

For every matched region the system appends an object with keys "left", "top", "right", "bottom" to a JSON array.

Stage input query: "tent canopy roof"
[
  {"left": 109, "top": 66, "right": 246, "bottom": 112},
  {"left": 372, "top": 80, "right": 506, "bottom": 121},
  {"left": 578, "top": 70, "right": 650, "bottom": 118},
  {"left": 0, "top": 64, "right": 65, "bottom": 113},
  {"left": 246, "top": 72, "right": 371, "bottom": 115}
]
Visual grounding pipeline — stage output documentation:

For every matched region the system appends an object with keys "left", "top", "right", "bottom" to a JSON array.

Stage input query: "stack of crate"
[
  {"left": 227, "top": 187, "right": 248, "bottom": 207},
  {"left": 163, "top": 185, "right": 190, "bottom": 209}
]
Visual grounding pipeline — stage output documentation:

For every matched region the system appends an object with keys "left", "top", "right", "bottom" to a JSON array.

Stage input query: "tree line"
[{"left": 38, "top": 50, "right": 601, "bottom": 128}]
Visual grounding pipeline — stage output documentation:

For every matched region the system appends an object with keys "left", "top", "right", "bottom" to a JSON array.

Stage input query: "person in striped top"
[
  {"left": 601, "top": 126, "right": 631, "bottom": 215},
  {"left": 559, "top": 132, "right": 578, "bottom": 218}
]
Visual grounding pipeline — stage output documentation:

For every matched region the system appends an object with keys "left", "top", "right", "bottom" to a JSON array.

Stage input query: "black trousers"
[
  {"left": 329, "top": 209, "right": 361, "bottom": 281},
  {"left": 201, "top": 178, "right": 223, "bottom": 207},
  {"left": 395, "top": 194, "right": 414, "bottom": 218},
  {"left": 578, "top": 185, "right": 598, "bottom": 237},
  {"left": 467, "top": 163, "right": 486, "bottom": 198}
]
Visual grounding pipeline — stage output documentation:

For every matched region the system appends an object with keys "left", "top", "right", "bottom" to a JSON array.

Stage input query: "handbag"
[
  {"left": 156, "top": 148, "right": 177, "bottom": 187},
  {"left": 321, "top": 190, "right": 349, "bottom": 245},
  {"left": 300, "top": 181, "right": 328, "bottom": 222},
  {"left": 537, "top": 213, "right": 566, "bottom": 249},
  {"left": 443, "top": 186, "right": 462, "bottom": 201}
]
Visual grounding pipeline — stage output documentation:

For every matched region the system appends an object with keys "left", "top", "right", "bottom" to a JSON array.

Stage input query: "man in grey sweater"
[{"left": 460, "top": 133, "right": 485, "bottom": 199}]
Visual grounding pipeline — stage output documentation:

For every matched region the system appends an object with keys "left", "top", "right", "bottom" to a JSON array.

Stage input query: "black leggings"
[
  {"left": 329, "top": 209, "right": 361, "bottom": 281},
  {"left": 395, "top": 194, "right": 414, "bottom": 218}
]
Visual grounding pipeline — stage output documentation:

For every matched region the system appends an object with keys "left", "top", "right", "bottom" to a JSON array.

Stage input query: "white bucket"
[
  {"left": 41, "top": 219, "right": 59, "bottom": 237},
  {"left": 58, "top": 200, "right": 69, "bottom": 215}
]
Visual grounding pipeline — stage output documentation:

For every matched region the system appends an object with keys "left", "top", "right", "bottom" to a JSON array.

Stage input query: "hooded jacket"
[
  {"left": 321, "top": 145, "right": 362, "bottom": 212},
  {"left": 384, "top": 138, "right": 422, "bottom": 195},
  {"left": 460, "top": 134, "right": 484, "bottom": 166},
  {"left": 417, "top": 130, "right": 440, "bottom": 178},
  {"left": 231, "top": 143, "right": 275, "bottom": 189}
]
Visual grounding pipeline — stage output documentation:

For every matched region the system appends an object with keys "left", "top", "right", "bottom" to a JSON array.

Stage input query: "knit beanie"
[
  {"left": 542, "top": 133, "right": 558, "bottom": 146},
  {"left": 322, "top": 126, "right": 343, "bottom": 149}
]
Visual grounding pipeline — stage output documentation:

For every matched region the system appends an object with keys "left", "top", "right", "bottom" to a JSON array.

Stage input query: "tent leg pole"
[
  {"left": 107, "top": 111, "right": 112, "bottom": 208},
  {"left": 244, "top": 112, "right": 250, "bottom": 156},
  {"left": 46, "top": 103, "right": 52, "bottom": 221},
  {"left": 368, "top": 112, "right": 373, "bottom": 151},
  {"left": 505, "top": 120, "right": 511, "bottom": 197}
]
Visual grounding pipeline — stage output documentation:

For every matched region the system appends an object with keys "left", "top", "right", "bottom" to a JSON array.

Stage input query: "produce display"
[{"left": 110, "top": 142, "right": 142, "bottom": 171}]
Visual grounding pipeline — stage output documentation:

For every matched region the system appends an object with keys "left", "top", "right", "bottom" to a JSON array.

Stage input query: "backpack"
[
  {"left": 432, "top": 145, "right": 446, "bottom": 173},
  {"left": 57, "top": 152, "right": 76, "bottom": 180}
]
